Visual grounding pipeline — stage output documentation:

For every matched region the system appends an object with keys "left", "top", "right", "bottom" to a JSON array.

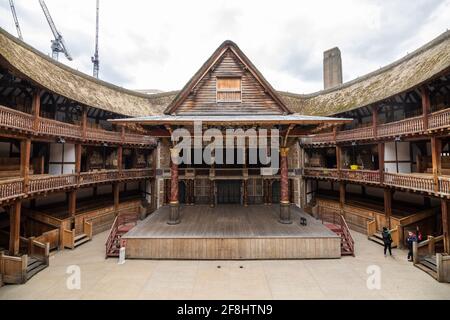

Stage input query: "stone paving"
[{"left": 1, "top": 230, "right": 449, "bottom": 299}]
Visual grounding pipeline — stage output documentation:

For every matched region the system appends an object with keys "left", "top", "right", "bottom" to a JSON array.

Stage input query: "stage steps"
[
  {"left": 74, "top": 233, "right": 90, "bottom": 248},
  {"left": 368, "top": 232, "right": 398, "bottom": 248},
  {"left": 105, "top": 213, "right": 138, "bottom": 258},
  {"left": 26, "top": 256, "right": 47, "bottom": 281},
  {"left": 324, "top": 222, "right": 354, "bottom": 256},
  {"left": 415, "top": 255, "right": 438, "bottom": 280}
]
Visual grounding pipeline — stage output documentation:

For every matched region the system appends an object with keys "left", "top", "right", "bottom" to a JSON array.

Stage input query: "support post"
[
  {"left": 113, "top": 182, "right": 120, "bottom": 215},
  {"left": 384, "top": 188, "right": 393, "bottom": 229},
  {"left": 339, "top": 182, "right": 346, "bottom": 214},
  {"left": 431, "top": 136, "right": 441, "bottom": 193},
  {"left": 442, "top": 199, "right": 449, "bottom": 254},
  {"left": 117, "top": 146, "right": 123, "bottom": 173},
  {"left": 81, "top": 106, "right": 87, "bottom": 139},
  {"left": 336, "top": 145, "right": 342, "bottom": 177},
  {"left": 20, "top": 138, "right": 31, "bottom": 193},
  {"left": 168, "top": 148, "right": 180, "bottom": 224},
  {"left": 9, "top": 200, "right": 21, "bottom": 256},
  {"left": 378, "top": 142, "right": 385, "bottom": 184},
  {"left": 68, "top": 190, "right": 77, "bottom": 218},
  {"left": 371, "top": 105, "right": 378, "bottom": 138},
  {"left": 32, "top": 90, "right": 41, "bottom": 131},
  {"left": 243, "top": 179, "right": 248, "bottom": 207},
  {"left": 421, "top": 85, "right": 430, "bottom": 131},
  {"left": 279, "top": 147, "right": 291, "bottom": 224},
  {"left": 75, "top": 144, "right": 81, "bottom": 183}
]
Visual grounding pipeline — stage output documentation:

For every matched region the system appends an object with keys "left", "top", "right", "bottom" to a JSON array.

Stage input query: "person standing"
[
  {"left": 382, "top": 227, "right": 393, "bottom": 257},
  {"left": 406, "top": 231, "right": 417, "bottom": 262}
]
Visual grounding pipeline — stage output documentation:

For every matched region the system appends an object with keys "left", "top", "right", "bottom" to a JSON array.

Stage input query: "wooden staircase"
[
  {"left": 105, "top": 213, "right": 138, "bottom": 258},
  {"left": 415, "top": 255, "right": 438, "bottom": 279},
  {"left": 319, "top": 210, "right": 355, "bottom": 256},
  {"left": 26, "top": 256, "right": 47, "bottom": 281},
  {"left": 368, "top": 231, "right": 398, "bottom": 248},
  {"left": 62, "top": 220, "right": 93, "bottom": 249}
]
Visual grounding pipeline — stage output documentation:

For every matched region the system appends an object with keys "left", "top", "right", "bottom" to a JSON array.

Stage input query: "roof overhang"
[{"left": 109, "top": 114, "right": 352, "bottom": 126}]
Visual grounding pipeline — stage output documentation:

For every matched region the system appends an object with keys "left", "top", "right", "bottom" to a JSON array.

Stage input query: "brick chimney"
[{"left": 323, "top": 47, "right": 343, "bottom": 90}]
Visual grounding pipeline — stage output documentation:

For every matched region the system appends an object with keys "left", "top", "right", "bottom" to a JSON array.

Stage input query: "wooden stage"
[{"left": 122, "top": 205, "right": 341, "bottom": 260}]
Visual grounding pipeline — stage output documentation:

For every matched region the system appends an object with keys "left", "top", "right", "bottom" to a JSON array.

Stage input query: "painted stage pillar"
[
  {"left": 279, "top": 147, "right": 291, "bottom": 224},
  {"left": 168, "top": 148, "right": 180, "bottom": 225}
]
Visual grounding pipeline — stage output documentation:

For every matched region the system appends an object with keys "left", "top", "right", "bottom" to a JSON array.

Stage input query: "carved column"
[
  {"left": 9, "top": 200, "right": 21, "bottom": 256},
  {"left": 279, "top": 147, "right": 291, "bottom": 224},
  {"left": 168, "top": 148, "right": 180, "bottom": 224}
]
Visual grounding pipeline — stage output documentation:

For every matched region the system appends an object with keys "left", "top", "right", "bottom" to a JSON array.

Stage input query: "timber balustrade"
[
  {"left": 307, "top": 108, "right": 450, "bottom": 145},
  {"left": 0, "top": 168, "right": 154, "bottom": 203},
  {"left": 0, "top": 105, "right": 155, "bottom": 146},
  {"left": 304, "top": 167, "right": 450, "bottom": 197}
]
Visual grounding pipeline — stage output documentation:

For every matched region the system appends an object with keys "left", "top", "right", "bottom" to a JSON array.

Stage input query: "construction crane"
[
  {"left": 91, "top": 0, "right": 100, "bottom": 78},
  {"left": 38, "top": 0, "right": 72, "bottom": 61},
  {"left": 9, "top": 0, "right": 23, "bottom": 40}
]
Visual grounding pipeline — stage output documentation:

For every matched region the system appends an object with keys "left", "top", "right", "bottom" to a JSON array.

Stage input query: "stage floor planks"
[{"left": 122, "top": 205, "right": 341, "bottom": 260}]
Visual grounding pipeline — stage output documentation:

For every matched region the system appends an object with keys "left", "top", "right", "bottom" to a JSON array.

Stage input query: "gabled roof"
[{"left": 163, "top": 40, "right": 292, "bottom": 115}]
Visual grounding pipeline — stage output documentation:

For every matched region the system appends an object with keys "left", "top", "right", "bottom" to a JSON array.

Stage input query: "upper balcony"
[
  {"left": 305, "top": 108, "right": 450, "bottom": 145},
  {"left": 0, "top": 105, "right": 156, "bottom": 147}
]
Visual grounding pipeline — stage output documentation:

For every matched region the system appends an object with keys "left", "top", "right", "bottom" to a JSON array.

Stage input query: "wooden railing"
[
  {"left": 384, "top": 172, "right": 435, "bottom": 193},
  {"left": 0, "top": 105, "right": 156, "bottom": 146},
  {"left": 304, "top": 168, "right": 339, "bottom": 179},
  {"left": 413, "top": 234, "right": 444, "bottom": 264},
  {"left": 305, "top": 168, "right": 450, "bottom": 196},
  {"left": 305, "top": 108, "right": 449, "bottom": 144},
  {"left": 336, "top": 126, "right": 374, "bottom": 142},
  {"left": 367, "top": 220, "right": 377, "bottom": 237},
  {"left": 341, "top": 169, "right": 380, "bottom": 184},
  {"left": 29, "top": 174, "right": 78, "bottom": 193},
  {"left": 105, "top": 212, "right": 138, "bottom": 258},
  {"left": 0, "top": 178, "right": 24, "bottom": 200},
  {"left": 0, "top": 169, "right": 154, "bottom": 203},
  {"left": 378, "top": 115, "right": 424, "bottom": 138},
  {"left": 428, "top": 108, "right": 450, "bottom": 130}
]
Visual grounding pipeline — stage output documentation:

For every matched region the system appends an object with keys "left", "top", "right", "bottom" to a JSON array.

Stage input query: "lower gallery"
[{"left": 0, "top": 25, "right": 449, "bottom": 291}]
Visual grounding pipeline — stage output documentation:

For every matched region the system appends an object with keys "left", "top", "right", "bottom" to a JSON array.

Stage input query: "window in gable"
[{"left": 216, "top": 77, "right": 242, "bottom": 103}]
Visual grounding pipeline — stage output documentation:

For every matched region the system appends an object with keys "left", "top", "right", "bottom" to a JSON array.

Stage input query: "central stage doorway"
[{"left": 217, "top": 180, "right": 241, "bottom": 204}]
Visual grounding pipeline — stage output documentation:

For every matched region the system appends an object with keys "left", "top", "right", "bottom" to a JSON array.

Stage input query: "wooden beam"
[
  {"left": 431, "top": 136, "right": 441, "bottom": 192},
  {"left": 9, "top": 200, "right": 21, "bottom": 256},
  {"left": 20, "top": 138, "right": 31, "bottom": 193},
  {"left": 442, "top": 199, "right": 449, "bottom": 254},
  {"left": 339, "top": 182, "right": 346, "bottom": 210},
  {"left": 113, "top": 183, "right": 120, "bottom": 214},
  {"left": 371, "top": 105, "right": 378, "bottom": 137},
  {"left": 384, "top": 188, "right": 392, "bottom": 229},
  {"left": 75, "top": 144, "right": 82, "bottom": 174},
  {"left": 117, "top": 146, "right": 123, "bottom": 172},
  {"left": 68, "top": 190, "right": 77, "bottom": 217},
  {"left": 378, "top": 142, "right": 385, "bottom": 184},
  {"left": 420, "top": 85, "right": 430, "bottom": 131}
]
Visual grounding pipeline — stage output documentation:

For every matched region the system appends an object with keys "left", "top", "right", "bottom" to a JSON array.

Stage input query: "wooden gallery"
[{"left": 0, "top": 27, "right": 449, "bottom": 285}]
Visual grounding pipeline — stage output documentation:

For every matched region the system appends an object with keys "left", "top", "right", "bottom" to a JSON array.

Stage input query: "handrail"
[
  {"left": 304, "top": 107, "right": 449, "bottom": 144},
  {"left": 339, "top": 213, "right": 355, "bottom": 256},
  {"left": 0, "top": 105, "right": 156, "bottom": 146}
]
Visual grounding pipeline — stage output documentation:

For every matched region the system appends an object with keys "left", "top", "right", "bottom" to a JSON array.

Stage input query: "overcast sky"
[{"left": 1, "top": 0, "right": 449, "bottom": 93}]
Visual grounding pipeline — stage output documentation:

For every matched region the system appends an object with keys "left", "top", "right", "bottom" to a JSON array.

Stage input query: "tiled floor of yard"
[{"left": 1, "top": 230, "right": 449, "bottom": 299}]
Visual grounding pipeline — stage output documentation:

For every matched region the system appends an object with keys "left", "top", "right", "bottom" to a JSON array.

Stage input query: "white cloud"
[{"left": 0, "top": 0, "right": 449, "bottom": 93}]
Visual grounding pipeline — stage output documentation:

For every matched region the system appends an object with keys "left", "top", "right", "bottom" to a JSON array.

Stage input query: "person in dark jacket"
[
  {"left": 406, "top": 231, "right": 417, "bottom": 262},
  {"left": 382, "top": 227, "right": 392, "bottom": 256}
]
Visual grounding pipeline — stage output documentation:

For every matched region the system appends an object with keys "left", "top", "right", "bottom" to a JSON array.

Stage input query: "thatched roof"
[
  {"left": 278, "top": 30, "right": 450, "bottom": 116},
  {"left": 1, "top": 27, "right": 449, "bottom": 118},
  {"left": 0, "top": 27, "right": 173, "bottom": 117}
]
